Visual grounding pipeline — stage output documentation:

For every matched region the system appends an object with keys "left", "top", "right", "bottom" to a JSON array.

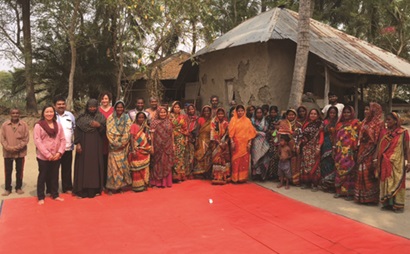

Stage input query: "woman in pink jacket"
[{"left": 34, "top": 105, "right": 66, "bottom": 205}]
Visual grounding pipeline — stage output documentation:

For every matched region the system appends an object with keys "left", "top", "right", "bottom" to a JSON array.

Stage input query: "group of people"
[
  {"left": 272, "top": 94, "right": 410, "bottom": 213},
  {"left": 1, "top": 92, "right": 409, "bottom": 213}
]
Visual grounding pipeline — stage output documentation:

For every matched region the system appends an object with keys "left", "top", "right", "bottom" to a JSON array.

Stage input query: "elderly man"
[{"left": 1, "top": 108, "right": 29, "bottom": 196}]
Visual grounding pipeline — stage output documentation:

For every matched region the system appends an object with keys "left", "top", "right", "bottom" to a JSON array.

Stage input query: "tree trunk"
[
  {"left": 67, "top": 0, "right": 81, "bottom": 111},
  {"left": 287, "top": 0, "right": 311, "bottom": 109},
  {"left": 19, "top": 0, "right": 37, "bottom": 114}
]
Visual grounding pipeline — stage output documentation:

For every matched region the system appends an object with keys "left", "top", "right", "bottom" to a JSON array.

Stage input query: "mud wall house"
[
  {"left": 125, "top": 51, "right": 190, "bottom": 108},
  {"left": 177, "top": 8, "right": 410, "bottom": 113}
]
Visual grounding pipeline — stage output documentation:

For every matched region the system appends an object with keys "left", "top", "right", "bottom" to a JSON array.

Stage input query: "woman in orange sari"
[
  {"left": 228, "top": 105, "right": 256, "bottom": 183},
  {"left": 375, "top": 112, "right": 410, "bottom": 213},
  {"left": 129, "top": 112, "right": 151, "bottom": 192},
  {"left": 193, "top": 105, "right": 212, "bottom": 178}
]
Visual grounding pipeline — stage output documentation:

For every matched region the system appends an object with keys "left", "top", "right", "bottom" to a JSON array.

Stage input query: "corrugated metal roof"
[{"left": 195, "top": 8, "right": 410, "bottom": 78}]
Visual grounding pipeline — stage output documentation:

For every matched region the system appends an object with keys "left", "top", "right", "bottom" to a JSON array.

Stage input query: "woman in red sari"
[
  {"left": 211, "top": 108, "right": 231, "bottom": 184},
  {"left": 129, "top": 112, "right": 152, "bottom": 192},
  {"left": 375, "top": 112, "right": 410, "bottom": 213},
  {"left": 194, "top": 105, "right": 212, "bottom": 178},
  {"left": 354, "top": 103, "right": 383, "bottom": 204},
  {"left": 228, "top": 105, "right": 256, "bottom": 183},
  {"left": 150, "top": 106, "right": 174, "bottom": 188},
  {"left": 300, "top": 109, "right": 324, "bottom": 191},
  {"left": 169, "top": 101, "right": 188, "bottom": 182},
  {"left": 334, "top": 106, "right": 360, "bottom": 200}
]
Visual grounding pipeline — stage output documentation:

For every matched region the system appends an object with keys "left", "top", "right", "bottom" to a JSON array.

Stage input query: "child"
[{"left": 277, "top": 134, "right": 292, "bottom": 189}]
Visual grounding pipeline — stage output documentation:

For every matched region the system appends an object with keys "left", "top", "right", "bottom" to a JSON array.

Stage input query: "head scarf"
[
  {"left": 170, "top": 101, "right": 182, "bottom": 114},
  {"left": 296, "top": 105, "right": 308, "bottom": 124},
  {"left": 76, "top": 99, "right": 106, "bottom": 133}
]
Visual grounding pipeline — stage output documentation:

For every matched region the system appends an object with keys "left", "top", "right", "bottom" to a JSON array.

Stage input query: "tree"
[{"left": 288, "top": 0, "right": 311, "bottom": 109}]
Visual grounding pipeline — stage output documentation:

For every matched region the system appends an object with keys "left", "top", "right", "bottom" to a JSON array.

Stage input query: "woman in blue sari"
[{"left": 251, "top": 107, "right": 271, "bottom": 180}]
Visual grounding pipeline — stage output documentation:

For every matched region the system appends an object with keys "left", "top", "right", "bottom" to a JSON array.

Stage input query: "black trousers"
[
  {"left": 4, "top": 157, "right": 24, "bottom": 192},
  {"left": 37, "top": 158, "right": 60, "bottom": 200},
  {"left": 60, "top": 150, "right": 73, "bottom": 192}
]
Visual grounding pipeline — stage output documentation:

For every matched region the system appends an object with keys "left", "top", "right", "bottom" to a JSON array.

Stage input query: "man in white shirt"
[
  {"left": 322, "top": 92, "right": 344, "bottom": 118},
  {"left": 54, "top": 96, "right": 75, "bottom": 194},
  {"left": 128, "top": 98, "right": 150, "bottom": 122}
]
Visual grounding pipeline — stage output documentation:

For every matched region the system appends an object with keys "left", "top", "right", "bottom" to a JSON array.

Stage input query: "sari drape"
[
  {"left": 376, "top": 123, "right": 409, "bottom": 210},
  {"left": 355, "top": 103, "right": 383, "bottom": 203},
  {"left": 210, "top": 110, "right": 231, "bottom": 184},
  {"left": 334, "top": 107, "right": 360, "bottom": 196},
  {"left": 320, "top": 118, "right": 337, "bottom": 191},
  {"left": 228, "top": 110, "right": 256, "bottom": 183},
  {"left": 129, "top": 122, "right": 151, "bottom": 192},
  {"left": 251, "top": 117, "right": 270, "bottom": 180},
  {"left": 300, "top": 118, "right": 323, "bottom": 187},
  {"left": 170, "top": 111, "right": 188, "bottom": 181},
  {"left": 106, "top": 112, "right": 132, "bottom": 190}
]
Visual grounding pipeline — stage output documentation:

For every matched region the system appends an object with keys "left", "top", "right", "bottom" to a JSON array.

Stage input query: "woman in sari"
[
  {"left": 211, "top": 108, "right": 231, "bottom": 184},
  {"left": 320, "top": 106, "right": 338, "bottom": 192},
  {"left": 251, "top": 107, "right": 271, "bottom": 180},
  {"left": 334, "top": 106, "right": 360, "bottom": 200},
  {"left": 229, "top": 105, "right": 256, "bottom": 183},
  {"left": 185, "top": 104, "right": 198, "bottom": 178},
  {"left": 106, "top": 101, "right": 132, "bottom": 193},
  {"left": 170, "top": 101, "right": 189, "bottom": 182},
  {"left": 150, "top": 106, "right": 174, "bottom": 188},
  {"left": 293, "top": 106, "right": 307, "bottom": 185},
  {"left": 193, "top": 105, "right": 212, "bottom": 178},
  {"left": 354, "top": 103, "right": 383, "bottom": 204},
  {"left": 74, "top": 99, "right": 106, "bottom": 198},
  {"left": 300, "top": 109, "right": 324, "bottom": 191},
  {"left": 375, "top": 112, "right": 410, "bottom": 213},
  {"left": 129, "top": 112, "right": 152, "bottom": 192},
  {"left": 266, "top": 106, "right": 281, "bottom": 180},
  {"left": 246, "top": 105, "right": 256, "bottom": 119}
]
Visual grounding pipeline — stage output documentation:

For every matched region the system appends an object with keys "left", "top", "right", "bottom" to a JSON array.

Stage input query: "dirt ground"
[{"left": 0, "top": 116, "right": 409, "bottom": 240}]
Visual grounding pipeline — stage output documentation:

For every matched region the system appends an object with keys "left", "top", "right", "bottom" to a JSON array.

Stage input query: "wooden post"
[
  {"left": 360, "top": 84, "right": 364, "bottom": 103},
  {"left": 354, "top": 85, "right": 358, "bottom": 118},
  {"left": 388, "top": 84, "right": 393, "bottom": 113},
  {"left": 324, "top": 65, "right": 330, "bottom": 107}
]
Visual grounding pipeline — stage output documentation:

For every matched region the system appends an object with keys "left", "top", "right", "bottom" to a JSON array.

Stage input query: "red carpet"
[{"left": 0, "top": 181, "right": 409, "bottom": 253}]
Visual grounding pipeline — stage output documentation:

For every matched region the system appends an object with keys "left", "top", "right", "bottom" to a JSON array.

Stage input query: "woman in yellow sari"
[
  {"left": 106, "top": 101, "right": 132, "bottom": 194},
  {"left": 229, "top": 105, "right": 256, "bottom": 183},
  {"left": 193, "top": 105, "right": 212, "bottom": 178},
  {"left": 129, "top": 112, "right": 151, "bottom": 192}
]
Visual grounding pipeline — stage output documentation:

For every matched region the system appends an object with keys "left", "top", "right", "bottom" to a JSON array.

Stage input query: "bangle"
[{"left": 373, "top": 159, "right": 377, "bottom": 162}]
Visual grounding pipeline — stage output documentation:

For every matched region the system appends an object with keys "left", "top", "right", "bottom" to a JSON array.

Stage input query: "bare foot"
[
  {"left": 54, "top": 197, "right": 64, "bottom": 202},
  {"left": 285, "top": 185, "right": 290, "bottom": 190},
  {"left": 16, "top": 189, "right": 24, "bottom": 195},
  {"left": 277, "top": 184, "right": 283, "bottom": 188},
  {"left": 38, "top": 200, "right": 45, "bottom": 205}
]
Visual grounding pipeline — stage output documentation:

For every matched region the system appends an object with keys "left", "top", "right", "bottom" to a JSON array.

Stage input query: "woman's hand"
[
  {"left": 406, "top": 163, "right": 410, "bottom": 173},
  {"left": 76, "top": 144, "right": 82, "bottom": 154},
  {"left": 90, "top": 120, "right": 101, "bottom": 128}
]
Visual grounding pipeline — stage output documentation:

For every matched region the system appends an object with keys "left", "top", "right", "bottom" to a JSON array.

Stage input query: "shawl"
[
  {"left": 296, "top": 105, "right": 308, "bottom": 126},
  {"left": 211, "top": 108, "right": 229, "bottom": 142},
  {"left": 76, "top": 99, "right": 106, "bottom": 133},
  {"left": 358, "top": 102, "right": 383, "bottom": 144},
  {"left": 278, "top": 109, "right": 297, "bottom": 135},
  {"left": 302, "top": 119, "right": 323, "bottom": 142},
  {"left": 37, "top": 120, "right": 58, "bottom": 138},
  {"left": 335, "top": 105, "right": 360, "bottom": 131},
  {"left": 198, "top": 105, "right": 212, "bottom": 127},
  {"left": 150, "top": 106, "right": 173, "bottom": 134},
  {"left": 187, "top": 104, "right": 199, "bottom": 133},
  {"left": 228, "top": 106, "right": 257, "bottom": 160}
]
